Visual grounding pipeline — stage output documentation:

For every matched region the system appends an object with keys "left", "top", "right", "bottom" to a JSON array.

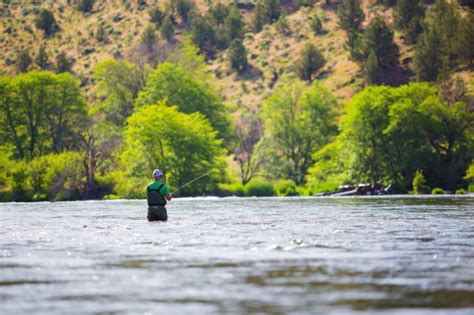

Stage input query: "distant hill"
[{"left": 1, "top": 0, "right": 472, "bottom": 108}]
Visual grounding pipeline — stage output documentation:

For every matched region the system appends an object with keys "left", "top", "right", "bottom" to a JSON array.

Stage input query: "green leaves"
[{"left": 116, "top": 102, "right": 225, "bottom": 197}]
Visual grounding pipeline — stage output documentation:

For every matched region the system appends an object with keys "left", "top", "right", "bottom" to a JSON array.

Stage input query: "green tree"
[
  {"left": 294, "top": 43, "right": 326, "bottom": 82},
  {"left": 260, "top": 80, "right": 338, "bottom": 184},
  {"left": 116, "top": 102, "right": 225, "bottom": 197},
  {"left": 35, "top": 9, "right": 57, "bottom": 35},
  {"left": 160, "top": 17, "right": 174, "bottom": 42},
  {"left": 265, "top": 0, "right": 282, "bottom": 23},
  {"left": 252, "top": 1, "right": 268, "bottom": 32},
  {"left": 413, "top": 25, "right": 449, "bottom": 82},
  {"left": 95, "top": 23, "right": 107, "bottom": 43},
  {"left": 136, "top": 63, "right": 230, "bottom": 140},
  {"left": 35, "top": 45, "right": 49, "bottom": 70},
  {"left": 149, "top": 7, "right": 164, "bottom": 27},
  {"left": 338, "top": 0, "right": 365, "bottom": 32},
  {"left": 166, "top": 36, "right": 209, "bottom": 80},
  {"left": 224, "top": 7, "right": 244, "bottom": 41},
  {"left": 0, "top": 71, "right": 87, "bottom": 159},
  {"left": 55, "top": 51, "right": 74, "bottom": 73},
  {"left": 310, "top": 15, "right": 324, "bottom": 35},
  {"left": 337, "top": 82, "right": 473, "bottom": 191},
  {"left": 364, "top": 50, "right": 382, "bottom": 85},
  {"left": 191, "top": 16, "right": 216, "bottom": 55},
  {"left": 229, "top": 39, "right": 248, "bottom": 72},
  {"left": 364, "top": 16, "right": 399, "bottom": 68},
  {"left": 77, "top": 0, "right": 95, "bottom": 13},
  {"left": 16, "top": 50, "right": 32, "bottom": 73},
  {"left": 427, "top": 0, "right": 460, "bottom": 62},
  {"left": 209, "top": 3, "right": 229, "bottom": 25},
  {"left": 454, "top": 11, "right": 474, "bottom": 66},
  {"left": 141, "top": 24, "right": 158, "bottom": 48},
  {"left": 176, "top": 0, "right": 194, "bottom": 23},
  {"left": 93, "top": 59, "right": 145, "bottom": 126},
  {"left": 395, "top": 0, "right": 424, "bottom": 44}
]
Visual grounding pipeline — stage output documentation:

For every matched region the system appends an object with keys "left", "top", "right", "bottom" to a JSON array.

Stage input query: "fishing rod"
[{"left": 172, "top": 171, "right": 213, "bottom": 195}]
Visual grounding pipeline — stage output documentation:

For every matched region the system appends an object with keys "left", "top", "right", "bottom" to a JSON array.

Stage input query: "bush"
[
  {"left": 308, "top": 180, "right": 339, "bottom": 194},
  {"left": 468, "top": 183, "right": 474, "bottom": 193},
  {"left": 35, "top": 9, "right": 57, "bottom": 35},
  {"left": 412, "top": 170, "right": 429, "bottom": 194},
  {"left": 431, "top": 187, "right": 444, "bottom": 195},
  {"left": 274, "top": 179, "right": 298, "bottom": 196},
  {"left": 455, "top": 188, "right": 465, "bottom": 195},
  {"left": 243, "top": 179, "right": 274, "bottom": 197}
]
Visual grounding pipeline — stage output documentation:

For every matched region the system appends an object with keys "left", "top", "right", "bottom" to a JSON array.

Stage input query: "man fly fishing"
[
  {"left": 146, "top": 169, "right": 172, "bottom": 222},
  {"left": 145, "top": 169, "right": 212, "bottom": 222}
]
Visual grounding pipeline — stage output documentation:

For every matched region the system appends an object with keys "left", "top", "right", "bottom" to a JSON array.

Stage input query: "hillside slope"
[{"left": 1, "top": 1, "right": 472, "bottom": 108}]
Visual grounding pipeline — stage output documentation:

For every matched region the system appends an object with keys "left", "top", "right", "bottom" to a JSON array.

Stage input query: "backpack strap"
[{"left": 147, "top": 183, "right": 166, "bottom": 196}]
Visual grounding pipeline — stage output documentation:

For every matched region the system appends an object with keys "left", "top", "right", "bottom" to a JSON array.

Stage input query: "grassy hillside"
[{"left": 1, "top": 0, "right": 472, "bottom": 107}]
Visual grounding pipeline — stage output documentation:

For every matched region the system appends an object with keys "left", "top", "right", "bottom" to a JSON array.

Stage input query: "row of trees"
[{"left": 339, "top": 0, "right": 473, "bottom": 85}]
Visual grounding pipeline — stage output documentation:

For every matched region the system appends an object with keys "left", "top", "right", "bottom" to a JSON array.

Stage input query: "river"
[{"left": 1, "top": 196, "right": 473, "bottom": 314}]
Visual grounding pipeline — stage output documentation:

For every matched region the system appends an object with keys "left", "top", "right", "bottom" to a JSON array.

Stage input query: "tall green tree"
[
  {"left": 338, "top": 0, "right": 365, "bottom": 33},
  {"left": 364, "top": 50, "right": 382, "bottom": 85},
  {"left": 160, "top": 17, "right": 175, "bottom": 42},
  {"left": 16, "top": 50, "right": 32, "bottom": 73},
  {"left": 93, "top": 59, "right": 145, "bottom": 126},
  {"left": 260, "top": 80, "right": 338, "bottom": 184},
  {"left": 336, "top": 82, "right": 473, "bottom": 190},
  {"left": 116, "top": 102, "right": 225, "bottom": 197},
  {"left": 136, "top": 63, "right": 230, "bottom": 140},
  {"left": 394, "top": 0, "right": 424, "bottom": 44},
  {"left": 364, "top": 16, "right": 399, "bottom": 68},
  {"left": 190, "top": 16, "right": 216, "bottom": 55},
  {"left": 294, "top": 43, "right": 326, "bottom": 82},
  {"left": 35, "top": 9, "right": 57, "bottom": 35},
  {"left": 77, "top": 0, "right": 95, "bottom": 13},
  {"left": 252, "top": 1, "right": 268, "bottom": 32},
  {"left": 176, "top": 0, "right": 194, "bottom": 23},
  {"left": 0, "top": 71, "right": 87, "bottom": 159},
  {"left": 229, "top": 39, "right": 248, "bottom": 72},
  {"left": 35, "top": 45, "right": 49, "bottom": 70},
  {"left": 55, "top": 51, "right": 74, "bottom": 73},
  {"left": 454, "top": 11, "right": 474, "bottom": 66},
  {"left": 413, "top": 25, "right": 449, "bottom": 82}
]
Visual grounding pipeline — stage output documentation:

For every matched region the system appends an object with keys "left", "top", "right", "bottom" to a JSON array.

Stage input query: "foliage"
[
  {"left": 260, "top": 80, "right": 338, "bottom": 185},
  {"left": 364, "top": 16, "right": 399, "bottom": 68},
  {"left": 141, "top": 24, "right": 158, "bottom": 48},
  {"left": 95, "top": 23, "right": 107, "bottom": 43},
  {"left": 243, "top": 179, "right": 274, "bottom": 197},
  {"left": 274, "top": 179, "right": 298, "bottom": 196},
  {"left": 166, "top": 36, "right": 209, "bottom": 80},
  {"left": 77, "top": 0, "right": 95, "bottom": 13},
  {"left": 0, "top": 71, "right": 87, "bottom": 160},
  {"left": 160, "top": 17, "right": 174, "bottom": 42},
  {"left": 149, "top": 7, "right": 164, "bottom": 27},
  {"left": 413, "top": 25, "right": 449, "bottom": 82},
  {"left": 136, "top": 62, "right": 230, "bottom": 140},
  {"left": 294, "top": 43, "right": 326, "bottom": 82},
  {"left": 431, "top": 187, "right": 444, "bottom": 195},
  {"left": 364, "top": 50, "right": 382, "bottom": 85},
  {"left": 454, "top": 11, "right": 474, "bottom": 66},
  {"left": 116, "top": 102, "right": 225, "bottom": 197},
  {"left": 191, "top": 16, "right": 216, "bottom": 55},
  {"left": 338, "top": 0, "right": 365, "bottom": 33},
  {"left": 35, "top": 45, "right": 49, "bottom": 70},
  {"left": 310, "top": 15, "right": 324, "bottom": 35},
  {"left": 336, "top": 82, "right": 473, "bottom": 191},
  {"left": 394, "top": 0, "right": 424, "bottom": 43},
  {"left": 176, "top": 0, "right": 194, "bottom": 23},
  {"left": 16, "top": 50, "right": 32, "bottom": 73},
  {"left": 229, "top": 39, "right": 248, "bottom": 72},
  {"left": 412, "top": 170, "right": 429, "bottom": 194},
  {"left": 55, "top": 51, "right": 74, "bottom": 73},
  {"left": 35, "top": 9, "right": 57, "bottom": 35},
  {"left": 93, "top": 58, "right": 145, "bottom": 126}
]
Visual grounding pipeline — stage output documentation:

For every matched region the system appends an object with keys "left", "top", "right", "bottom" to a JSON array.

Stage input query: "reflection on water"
[{"left": 1, "top": 196, "right": 473, "bottom": 314}]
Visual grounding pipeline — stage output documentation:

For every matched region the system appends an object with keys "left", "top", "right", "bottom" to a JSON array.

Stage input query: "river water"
[{"left": 1, "top": 196, "right": 474, "bottom": 314}]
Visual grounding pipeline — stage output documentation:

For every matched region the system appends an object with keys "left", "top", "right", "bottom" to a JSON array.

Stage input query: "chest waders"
[{"left": 147, "top": 183, "right": 168, "bottom": 221}]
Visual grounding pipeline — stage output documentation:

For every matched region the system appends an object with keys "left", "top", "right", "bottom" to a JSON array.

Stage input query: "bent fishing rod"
[{"left": 172, "top": 171, "right": 213, "bottom": 195}]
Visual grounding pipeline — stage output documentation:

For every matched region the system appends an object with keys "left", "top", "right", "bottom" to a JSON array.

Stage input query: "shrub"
[
  {"left": 412, "top": 170, "right": 429, "bottom": 194},
  {"left": 431, "top": 187, "right": 444, "bottom": 195},
  {"left": 243, "top": 179, "right": 274, "bottom": 196},
  {"left": 218, "top": 182, "right": 245, "bottom": 196},
  {"left": 455, "top": 188, "right": 465, "bottom": 195},
  {"left": 468, "top": 183, "right": 474, "bottom": 192},
  {"left": 274, "top": 179, "right": 298, "bottom": 196},
  {"left": 35, "top": 9, "right": 57, "bottom": 35}
]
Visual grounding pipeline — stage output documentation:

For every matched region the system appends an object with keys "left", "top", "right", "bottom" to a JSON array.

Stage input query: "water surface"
[{"left": 1, "top": 196, "right": 474, "bottom": 314}]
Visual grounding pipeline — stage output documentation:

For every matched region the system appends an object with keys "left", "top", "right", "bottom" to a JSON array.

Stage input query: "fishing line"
[{"left": 172, "top": 171, "right": 213, "bottom": 195}]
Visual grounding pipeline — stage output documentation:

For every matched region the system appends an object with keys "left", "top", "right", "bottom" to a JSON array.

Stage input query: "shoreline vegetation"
[{"left": 1, "top": 0, "right": 473, "bottom": 202}]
